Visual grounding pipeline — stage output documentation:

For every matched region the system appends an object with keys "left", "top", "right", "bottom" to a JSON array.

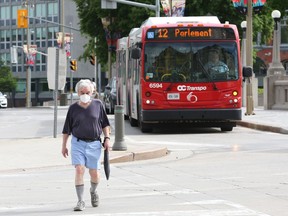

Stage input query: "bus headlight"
[{"left": 145, "top": 99, "right": 155, "bottom": 105}]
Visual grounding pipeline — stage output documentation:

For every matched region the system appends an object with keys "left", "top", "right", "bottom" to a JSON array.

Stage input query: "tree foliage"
[
  {"left": 0, "top": 61, "right": 17, "bottom": 94},
  {"left": 73, "top": 0, "right": 288, "bottom": 66}
]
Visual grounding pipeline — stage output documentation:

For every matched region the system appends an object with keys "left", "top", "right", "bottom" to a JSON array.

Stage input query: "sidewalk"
[
  {"left": 239, "top": 106, "right": 288, "bottom": 134},
  {"left": 0, "top": 106, "right": 287, "bottom": 173},
  {"left": 0, "top": 136, "right": 168, "bottom": 173}
]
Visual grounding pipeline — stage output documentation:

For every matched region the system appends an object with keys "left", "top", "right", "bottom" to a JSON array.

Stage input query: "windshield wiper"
[{"left": 196, "top": 53, "right": 218, "bottom": 90}]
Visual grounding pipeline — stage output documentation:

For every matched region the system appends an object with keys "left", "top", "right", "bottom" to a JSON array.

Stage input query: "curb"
[
  {"left": 109, "top": 147, "right": 169, "bottom": 163},
  {"left": 237, "top": 121, "right": 288, "bottom": 134}
]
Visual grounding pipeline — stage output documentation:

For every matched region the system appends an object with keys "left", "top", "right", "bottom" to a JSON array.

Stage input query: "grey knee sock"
[
  {"left": 75, "top": 184, "right": 84, "bottom": 201},
  {"left": 90, "top": 182, "right": 98, "bottom": 194}
]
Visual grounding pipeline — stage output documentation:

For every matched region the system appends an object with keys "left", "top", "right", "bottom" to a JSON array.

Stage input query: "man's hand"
[
  {"left": 103, "top": 138, "right": 110, "bottom": 151},
  {"left": 62, "top": 147, "right": 69, "bottom": 158}
]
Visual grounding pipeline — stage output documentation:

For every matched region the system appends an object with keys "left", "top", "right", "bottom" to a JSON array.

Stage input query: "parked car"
[
  {"left": 103, "top": 77, "right": 117, "bottom": 114},
  {"left": 0, "top": 92, "right": 8, "bottom": 108}
]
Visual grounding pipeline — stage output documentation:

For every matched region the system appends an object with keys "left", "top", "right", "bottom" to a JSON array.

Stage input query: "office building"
[{"left": 0, "top": 0, "right": 96, "bottom": 106}]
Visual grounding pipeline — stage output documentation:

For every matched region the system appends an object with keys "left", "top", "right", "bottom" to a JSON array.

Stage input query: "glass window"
[
  {"left": 36, "top": 3, "right": 46, "bottom": 17},
  {"left": 36, "top": 28, "right": 41, "bottom": 40},
  {"left": 16, "top": 80, "right": 26, "bottom": 93},
  {"left": 5, "top": 29, "right": 10, "bottom": 41},
  {"left": 48, "top": 3, "right": 58, "bottom": 16},
  {"left": 12, "top": 5, "right": 21, "bottom": 19},
  {"left": 0, "top": 30, "right": 5, "bottom": 42},
  {"left": 0, "top": 6, "right": 10, "bottom": 20},
  {"left": 144, "top": 42, "right": 239, "bottom": 83},
  {"left": 42, "top": 28, "right": 47, "bottom": 39},
  {"left": 48, "top": 26, "right": 57, "bottom": 39}
]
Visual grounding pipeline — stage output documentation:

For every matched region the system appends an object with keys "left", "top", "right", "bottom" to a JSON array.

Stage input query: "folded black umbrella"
[{"left": 103, "top": 149, "right": 110, "bottom": 180}]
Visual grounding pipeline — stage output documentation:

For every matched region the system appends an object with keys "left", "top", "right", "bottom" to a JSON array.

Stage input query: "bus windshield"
[{"left": 144, "top": 42, "right": 239, "bottom": 83}]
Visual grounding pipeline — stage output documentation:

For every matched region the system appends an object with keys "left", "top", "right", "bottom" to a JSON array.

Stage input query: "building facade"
[{"left": 0, "top": 0, "right": 97, "bottom": 107}]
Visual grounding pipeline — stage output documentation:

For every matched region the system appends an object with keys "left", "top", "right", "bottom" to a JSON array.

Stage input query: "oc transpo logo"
[
  {"left": 177, "top": 85, "right": 207, "bottom": 91},
  {"left": 187, "top": 92, "right": 197, "bottom": 103},
  {"left": 177, "top": 85, "right": 187, "bottom": 91}
]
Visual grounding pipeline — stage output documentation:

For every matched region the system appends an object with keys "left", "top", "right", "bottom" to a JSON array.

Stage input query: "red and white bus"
[{"left": 116, "top": 16, "right": 248, "bottom": 132}]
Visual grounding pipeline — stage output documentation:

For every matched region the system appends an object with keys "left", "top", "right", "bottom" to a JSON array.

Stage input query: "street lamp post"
[
  {"left": 241, "top": 21, "right": 247, "bottom": 107},
  {"left": 267, "top": 10, "right": 285, "bottom": 76},
  {"left": 245, "top": 0, "right": 255, "bottom": 115},
  {"left": 264, "top": 10, "right": 286, "bottom": 110}
]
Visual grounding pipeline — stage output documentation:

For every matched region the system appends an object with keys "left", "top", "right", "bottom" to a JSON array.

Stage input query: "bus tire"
[
  {"left": 140, "top": 122, "right": 152, "bottom": 133},
  {"left": 221, "top": 126, "right": 233, "bottom": 132},
  {"left": 130, "top": 117, "right": 138, "bottom": 127}
]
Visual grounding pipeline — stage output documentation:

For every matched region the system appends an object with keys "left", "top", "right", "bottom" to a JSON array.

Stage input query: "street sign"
[
  {"left": 10, "top": 47, "right": 18, "bottom": 64},
  {"left": 101, "top": 0, "right": 117, "bottom": 9},
  {"left": 47, "top": 47, "right": 67, "bottom": 90}
]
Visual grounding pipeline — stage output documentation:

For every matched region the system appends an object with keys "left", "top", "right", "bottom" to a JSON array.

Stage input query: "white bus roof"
[{"left": 140, "top": 16, "right": 221, "bottom": 27}]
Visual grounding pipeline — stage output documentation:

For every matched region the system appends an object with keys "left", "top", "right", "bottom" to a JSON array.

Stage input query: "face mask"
[{"left": 80, "top": 94, "right": 91, "bottom": 103}]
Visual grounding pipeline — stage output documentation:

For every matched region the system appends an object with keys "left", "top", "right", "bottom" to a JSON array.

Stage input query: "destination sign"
[{"left": 146, "top": 27, "right": 236, "bottom": 40}]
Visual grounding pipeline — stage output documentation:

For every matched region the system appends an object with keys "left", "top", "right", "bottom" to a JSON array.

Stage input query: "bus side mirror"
[
  {"left": 243, "top": 66, "right": 253, "bottom": 78},
  {"left": 131, "top": 48, "right": 141, "bottom": 59}
]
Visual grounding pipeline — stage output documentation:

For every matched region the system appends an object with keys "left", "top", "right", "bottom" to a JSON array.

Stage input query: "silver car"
[{"left": 0, "top": 92, "right": 7, "bottom": 108}]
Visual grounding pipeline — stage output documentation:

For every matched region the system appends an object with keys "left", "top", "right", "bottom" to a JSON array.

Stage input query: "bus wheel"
[
  {"left": 221, "top": 126, "right": 233, "bottom": 132},
  {"left": 140, "top": 121, "right": 152, "bottom": 133},
  {"left": 129, "top": 117, "right": 138, "bottom": 127}
]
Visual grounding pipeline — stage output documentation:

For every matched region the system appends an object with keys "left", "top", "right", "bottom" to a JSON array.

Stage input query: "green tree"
[
  {"left": 0, "top": 61, "right": 17, "bottom": 94},
  {"left": 73, "top": 0, "right": 288, "bottom": 66}
]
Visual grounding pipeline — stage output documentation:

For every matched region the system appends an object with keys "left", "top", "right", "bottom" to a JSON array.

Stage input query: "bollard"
[{"left": 112, "top": 105, "right": 127, "bottom": 151}]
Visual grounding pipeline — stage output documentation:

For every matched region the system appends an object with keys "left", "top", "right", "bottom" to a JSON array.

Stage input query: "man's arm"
[
  {"left": 62, "top": 133, "right": 69, "bottom": 158},
  {"left": 102, "top": 126, "right": 111, "bottom": 150}
]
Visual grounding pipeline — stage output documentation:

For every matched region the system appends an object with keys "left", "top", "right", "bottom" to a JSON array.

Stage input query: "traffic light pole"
[
  {"left": 245, "top": 0, "right": 255, "bottom": 115},
  {"left": 26, "top": 13, "right": 31, "bottom": 108},
  {"left": 69, "top": 22, "right": 74, "bottom": 105}
]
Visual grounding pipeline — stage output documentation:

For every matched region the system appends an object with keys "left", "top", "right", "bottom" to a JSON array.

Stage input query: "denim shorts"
[{"left": 71, "top": 135, "right": 102, "bottom": 169}]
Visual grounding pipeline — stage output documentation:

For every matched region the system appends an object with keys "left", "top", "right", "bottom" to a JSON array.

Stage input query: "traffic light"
[
  {"left": 17, "top": 9, "right": 28, "bottom": 28},
  {"left": 70, "top": 59, "right": 77, "bottom": 71},
  {"left": 89, "top": 55, "right": 95, "bottom": 66}
]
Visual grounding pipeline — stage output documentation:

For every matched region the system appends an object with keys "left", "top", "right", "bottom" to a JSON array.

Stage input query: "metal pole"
[
  {"left": 155, "top": 0, "right": 160, "bottom": 17},
  {"left": 26, "top": 3, "right": 31, "bottom": 108},
  {"left": 241, "top": 21, "right": 247, "bottom": 107},
  {"left": 26, "top": 47, "right": 31, "bottom": 107},
  {"left": 245, "top": 0, "right": 254, "bottom": 115},
  {"left": 169, "top": 0, "right": 172, "bottom": 17},
  {"left": 53, "top": 48, "right": 59, "bottom": 138},
  {"left": 70, "top": 22, "right": 74, "bottom": 105}
]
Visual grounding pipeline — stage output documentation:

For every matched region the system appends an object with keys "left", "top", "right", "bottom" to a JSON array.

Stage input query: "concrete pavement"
[
  {"left": 239, "top": 106, "right": 288, "bottom": 134},
  {"left": 0, "top": 106, "right": 287, "bottom": 173},
  {"left": 0, "top": 136, "right": 168, "bottom": 173}
]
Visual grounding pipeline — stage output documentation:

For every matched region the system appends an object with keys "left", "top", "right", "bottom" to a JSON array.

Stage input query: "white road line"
[
  {"left": 63, "top": 209, "right": 271, "bottom": 216},
  {"left": 0, "top": 200, "right": 271, "bottom": 216}
]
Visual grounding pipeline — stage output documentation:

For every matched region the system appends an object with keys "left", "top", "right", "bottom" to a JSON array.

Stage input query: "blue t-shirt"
[{"left": 62, "top": 99, "right": 110, "bottom": 139}]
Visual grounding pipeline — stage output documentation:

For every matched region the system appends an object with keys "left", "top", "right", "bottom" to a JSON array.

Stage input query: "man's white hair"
[{"left": 75, "top": 79, "right": 94, "bottom": 93}]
